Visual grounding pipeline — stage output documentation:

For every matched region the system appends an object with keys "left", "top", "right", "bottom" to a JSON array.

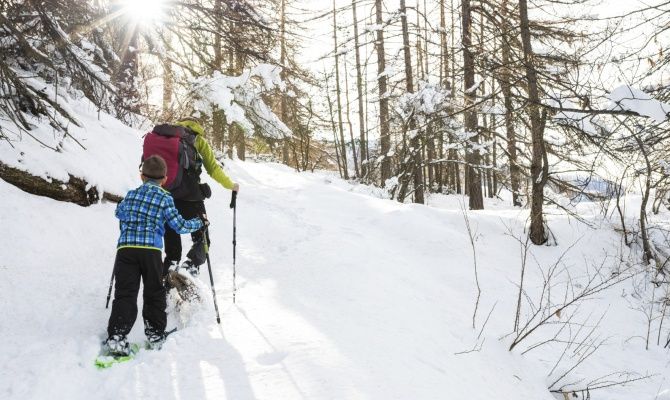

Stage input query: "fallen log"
[{"left": 0, "top": 162, "right": 122, "bottom": 206}]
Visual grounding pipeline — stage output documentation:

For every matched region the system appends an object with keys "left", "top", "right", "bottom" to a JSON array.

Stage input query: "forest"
[{"left": 2, "top": 0, "right": 670, "bottom": 248}]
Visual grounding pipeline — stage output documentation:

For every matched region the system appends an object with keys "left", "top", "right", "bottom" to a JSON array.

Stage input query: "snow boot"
[
  {"left": 146, "top": 327, "right": 177, "bottom": 350},
  {"left": 102, "top": 335, "right": 130, "bottom": 357},
  {"left": 146, "top": 333, "right": 166, "bottom": 350}
]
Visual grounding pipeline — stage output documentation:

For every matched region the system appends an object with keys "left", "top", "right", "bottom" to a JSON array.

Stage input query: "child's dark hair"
[{"left": 142, "top": 155, "right": 167, "bottom": 180}]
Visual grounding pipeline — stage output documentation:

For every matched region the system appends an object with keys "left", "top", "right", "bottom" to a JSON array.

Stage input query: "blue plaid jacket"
[{"left": 116, "top": 181, "right": 203, "bottom": 250}]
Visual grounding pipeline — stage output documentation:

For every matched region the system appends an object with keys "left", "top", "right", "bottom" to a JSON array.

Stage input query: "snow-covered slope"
[
  {"left": 0, "top": 95, "right": 143, "bottom": 197},
  {"left": 1, "top": 159, "right": 669, "bottom": 400}
]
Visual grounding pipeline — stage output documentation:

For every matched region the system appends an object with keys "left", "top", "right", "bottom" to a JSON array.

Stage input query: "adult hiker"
[
  {"left": 143, "top": 116, "right": 239, "bottom": 277},
  {"left": 103, "top": 155, "right": 205, "bottom": 357}
]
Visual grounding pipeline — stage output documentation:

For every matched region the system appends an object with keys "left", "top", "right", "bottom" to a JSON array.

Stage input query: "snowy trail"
[{"left": 2, "top": 161, "right": 669, "bottom": 400}]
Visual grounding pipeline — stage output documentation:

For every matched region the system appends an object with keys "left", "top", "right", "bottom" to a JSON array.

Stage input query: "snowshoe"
[
  {"left": 95, "top": 328, "right": 177, "bottom": 369},
  {"left": 95, "top": 336, "right": 140, "bottom": 369}
]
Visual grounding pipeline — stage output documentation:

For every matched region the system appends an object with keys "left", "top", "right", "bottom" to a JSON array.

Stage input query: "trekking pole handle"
[{"left": 230, "top": 190, "right": 237, "bottom": 209}]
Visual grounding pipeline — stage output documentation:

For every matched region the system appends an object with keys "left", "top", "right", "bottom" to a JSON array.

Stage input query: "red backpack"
[{"left": 142, "top": 124, "right": 201, "bottom": 199}]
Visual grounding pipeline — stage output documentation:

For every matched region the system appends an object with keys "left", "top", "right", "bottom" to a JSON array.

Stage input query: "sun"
[{"left": 119, "top": 0, "right": 167, "bottom": 24}]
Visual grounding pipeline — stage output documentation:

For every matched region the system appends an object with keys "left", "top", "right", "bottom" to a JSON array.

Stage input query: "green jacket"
[{"left": 175, "top": 120, "right": 235, "bottom": 190}]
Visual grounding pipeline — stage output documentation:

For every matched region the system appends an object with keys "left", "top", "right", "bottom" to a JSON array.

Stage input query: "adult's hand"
[{"left": 233, "top": 183, "right": 240, "bottom": 192}]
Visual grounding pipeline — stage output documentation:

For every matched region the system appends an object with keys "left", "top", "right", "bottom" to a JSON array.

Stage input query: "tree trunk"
[
  {"left": 491, "top": 112, "right": 498, "bottom": 196},
  {"left": 351, "top": 0, "right": 367, "bottom": 178},
  {"left": 214, "top": 0, "right": 222, "bottom": 70},
  {"left": 235, "top": 48, "right": 246, "bottom": 160},
  {"left": 500, "top": 0, "right": 521, "bottom": 207},
  {"left": 212, "top": 109, "right": 226, "bottom": 152},
  {"left": 519, "top": 0, "right": 547, "bottom": 244},
  {"left": 326, "top": 76, "right": 344, "bottom": 177},
  {"left": 332, "top": 0, "right": 349, "bottom": 179},
  {"left": 343, "top": 57, "right": 359, "bottom": 177},
  {"left": 483, "top": 108, "right": 493, "bottom": 198},
  {"left": 634, "top": 134, "right": 655, "bottom": 264},
  {"left": 427, "top": 124, "right": 436, "bottom": 192},
  {"left": 209, "top": 2, "right": 225, "bottom": 153},
  {"left": 161, "top": 46, "right": 173, "bottom": 120},
  {"left": 225, "top": 46, "right": 235, "bottom": 159},
  {"left": 451, "top": 0, "right": 461, "bottom": 195},
  {"left": 398, "top": 0, "right": 424, "bottom": 204},
  {"left": 462, "top": 0, "right": 483, "bottom": 210},
  {"left": 375, "top": 0, "right": 391, "bottom": 186},
  {"left": 235, "top": 126, "right": 246, "bottom": 161},
  {"left": 280, "top": 0, "right": 290, "bottom": 165}
]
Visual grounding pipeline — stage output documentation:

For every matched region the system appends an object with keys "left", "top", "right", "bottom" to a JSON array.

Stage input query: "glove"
[{"left": 199, "top": 213, "right": 210, "bottom": 227}]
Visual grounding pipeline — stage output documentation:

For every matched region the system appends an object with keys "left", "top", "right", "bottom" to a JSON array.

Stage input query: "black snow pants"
[
  {"left": 163, "top": 199, "right": 209, "bottom": 275},
  {"left": 107, "top": 247, "right": 166, "bottom": 339}
]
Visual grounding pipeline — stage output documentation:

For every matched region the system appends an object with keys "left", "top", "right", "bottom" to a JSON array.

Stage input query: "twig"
[{"left": 460, "top": 201, "right": 481, "bottom": 330}]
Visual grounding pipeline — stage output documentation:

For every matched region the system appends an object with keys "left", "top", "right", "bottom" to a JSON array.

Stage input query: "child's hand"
[{"left": 199, "top": 213, "right": 210, "bottom": 227}]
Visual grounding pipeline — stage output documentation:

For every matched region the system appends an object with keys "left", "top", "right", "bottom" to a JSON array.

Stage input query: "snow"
[
  {"left": 376, "top": 66, "right": 396, "bottom": 80},
  {"left": 554, "top": 109, "right": 601, "bottom": 135},
  {"left": 395, "top": 81, "right": 450, "bottom": 121},
  {"left": 609, "top": 85, "right": 670, "bottom": 123},
  {"left": 2, "top": 155, "right": 670, "bottom": 399},
  {"left": 0, "top": 90, "right": 143, "bottom": 197},
  {"left": 363, "top": 24, "right": 384, "bottom": 32},
  {"left": 465, "top": 78, "right": 483, "bottom": 94},
  {"left": 191, "top": 65, "right": 291, "bottom": 140}
]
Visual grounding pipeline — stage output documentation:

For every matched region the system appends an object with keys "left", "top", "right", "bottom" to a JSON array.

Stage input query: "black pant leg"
[
  {"left": 186, "top": 201, "right": 208, "bottom": 267},
  {"left": 107, "top": 249, "right": 141, "bottom": 338},
  {"left": 163, "top": 199, "right": 191, "bottom": 274},
  {"left": 163, "top": 224, "right": 182, "bottom": 275},
  {"left": 140, "top": 250, "right": 167, "bottom": 337}
]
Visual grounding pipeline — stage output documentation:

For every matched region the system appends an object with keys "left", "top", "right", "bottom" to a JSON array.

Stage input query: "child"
[{"left": 104, "top": 155, "right": 206, "bottom": 356}]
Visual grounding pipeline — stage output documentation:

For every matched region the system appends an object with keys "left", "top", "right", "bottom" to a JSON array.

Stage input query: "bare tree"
[
  {"left": 462, "top": 0, "right": 484, "bottom": 209},
  {"left": 375, "top": 0, "right": 392, "bottom": 186}
]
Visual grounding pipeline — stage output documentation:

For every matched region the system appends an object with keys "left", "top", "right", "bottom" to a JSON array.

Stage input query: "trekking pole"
[
  {"left": 204, "top": 227, "right": 221, "bottom": 324},
  {"left": 105, "top": 267, "right": 115, "bottom": 309},
  {"left": 230, "top": 190, "right": 238, "bottom": 303}
]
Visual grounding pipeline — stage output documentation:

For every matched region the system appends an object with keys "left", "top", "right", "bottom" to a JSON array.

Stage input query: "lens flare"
[{"left": 120, "top": 0, "right": 166, "bottom": 24}]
